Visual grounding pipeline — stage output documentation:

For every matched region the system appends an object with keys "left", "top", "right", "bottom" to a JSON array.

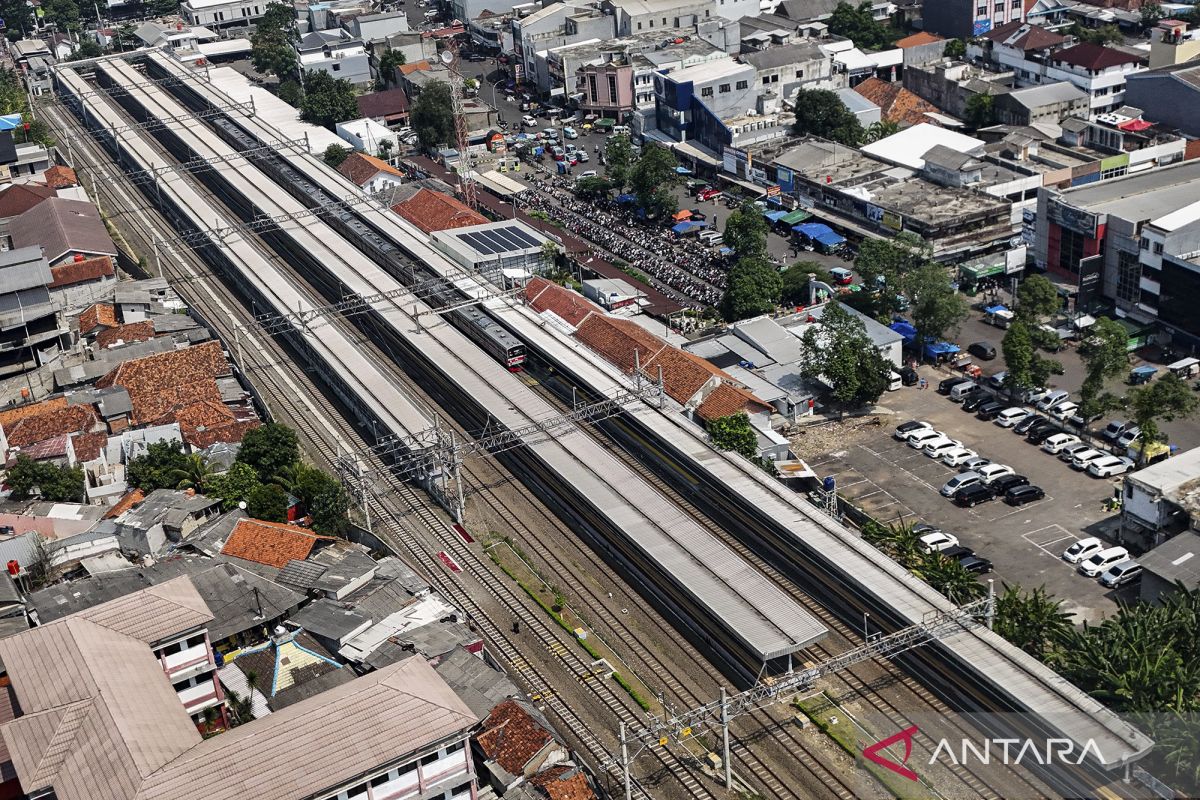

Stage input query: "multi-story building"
[
  {"left": 653, "top": 58, "right": 757, "bottom": 142},
  {"left": 742, "top": 41, "right": 841, "bottom": 103},
  {"left": 922, "top": 0, "right": 1026, "bottom": 39},
  {"left": 511, "top": 3, "right": 615, "bottom": 90},
  {"left": 0, "top": 576, "right": 481, "bottom": 800},
  {"left": 0, "top": 245, "right": 66, "bottom": 372},
  {"left": 1124, "top": 60, "right": 1200, "bottom": 139},
  {"left": 602, "top": 0, "right": 758, "bottom": 35},
  {"left": 993, "top": 82, "right": 1089, "bottom": 127},
  {"left": 296, "top": 29, "right": 372, "bottom": 86},
  {"left": 1119, "top": 446, "right": 1200, "bottom": 551},
  {"left": 1034, "top": 160, "right": 1200, "bottom": 332},
  {"left": 181, "top": 0, "right": 267, "bottom": 27}
]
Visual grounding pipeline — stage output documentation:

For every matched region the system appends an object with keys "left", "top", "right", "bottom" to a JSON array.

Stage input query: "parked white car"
[
  {"left": 1078, "top": 546, "right": 1130, "bottom": 577},
  {"left": 941, "top": 447, "right": 978, "bottom": 467},
  {"left": 919, "top": 531, "right": 960, "bottom": 553},
  {"left": 994, "top": 407, "right": 1031, "bottom": 428},
  {"left": 1049, "top": 401, "right": 1079, "bottom": 421},
  {"left": 923, "top": 436, "right": 963, "bottom": 458},
  {"left": 907, "top": 428, "right": 944, "bottom": 449},
  {"left": 894, "top": 420, "right": 933, "bottom": 440},
  {"left": 1062, "top": 537, "right": 1105, "bottom": 564},
  {"left": 941, "top": 471, "right": 982, "bottom": 497},
  {"left": 1087, "top": 455, "right": 1136, "bottom": 478},
  {"left": 976, "top": 463, "right": 1015, "bottom": 484},
  {"left": 1070, "top": 448, "right": 1107, "bottom": 471},
  {"left": 1041, "top": 433, "right": 1081, "bottom": 454}
]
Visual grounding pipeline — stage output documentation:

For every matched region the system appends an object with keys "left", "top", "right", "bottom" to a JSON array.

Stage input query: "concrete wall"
[{"left": 1123, "top": 74, "right": 1200, "bottom": 138}]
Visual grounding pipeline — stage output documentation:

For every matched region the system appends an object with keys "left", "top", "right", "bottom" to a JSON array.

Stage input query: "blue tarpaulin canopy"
[
  {"left": 0, "top": 114, "right": 21, "bottom": 132},
  {"left": 718, "top": 246, "right": 733, "bottom": 255},
  {"left": 923, "top": 341, "right": 961, "bottom": 359},
  {"left": 764, "top": 210, "right": 788, "bottom": 222},
  {"left": 793, "top": 222, "right": 835, "bottom": 238},
  {"left": 616, "top": 193, "right": 637, "bottom": 204},
  {"left": 672, "top": 220, "right": 710, "bottom": 234},
  {"left": 675, "top": 166, "right": 692, "bottom": 174},
  {"left": 983, "top": 304, "right": 1010, "bottom": 315},
  {"left": 1131, "top": 365, "right": 1158, "bottom": 376},
  {"left": 814, "top": 231, "right": 845, "bottom": 247},
  {"left": 890, "top": 321, "right": 918, "bottom": 344}
]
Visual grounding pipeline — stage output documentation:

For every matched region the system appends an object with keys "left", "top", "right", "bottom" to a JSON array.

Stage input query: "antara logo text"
[{"left": 862, "top": 725, "right": 1105, "bottom": 781}]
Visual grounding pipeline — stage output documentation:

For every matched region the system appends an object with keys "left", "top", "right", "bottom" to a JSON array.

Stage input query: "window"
[
  {"left": 589, "top": 74, "right": 597, "bottom": 99},
  {"left": 637, "top": 21, "right": 642, "bottom": 29},
  {"left": 662, "top": 17, "right": 667, "bottom": 24},
  {"left": 718, "top": 83, "right": 730, "bottom": 93},
  {"left": 420, "top": 752, "right": 439, "bottom": 765},
  {"left": 771, "top": 74, "right": 779, "bottom": 83},
  {"left": 607, "top": 74, "right": 617, "bottom": 102},
  {"left": 1140, "top": 237, "right": 1149, "bottom": 250},
  {"left": 1116, "top": 249, "right": 1141, "bottom": 304},
  {"left": 795, "top": 69, "right": 804, "bottom": 78},
  {"left": 977, "top": 5, "right": 986, "bottom": 14},
  {"left": 332, "top": 63, "right": 341, "bottom": 71},
  {"left": 701, "top": 86, "right": 713, "bottom": 97},
  {"left": 736, "top": 80, "right": 747, "bottom": 89},
  {"left": 1154, "top": 242, "right": 1164, "bottom": 254},
  {"left": 649, "top": 19, "right": 653, "bottom": 26},
  {"left": 761, "top": 76, "right": 770, "bottom": 86}
]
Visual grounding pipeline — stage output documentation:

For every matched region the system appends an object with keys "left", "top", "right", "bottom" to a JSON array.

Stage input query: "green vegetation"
[
  {"left": 906, "top": 262, "right": 969, "bottom": 353},
  {"left": 67, "top": 38, "right": 104, "bottom": 61},
  {"left": 573, "top": 175, "right": 613, "bottom": 200},
  {"left": 861, "top": 521, "right": 985, "bottom": 602},
  {"left": 1077, "top": 317, "right": 1130, "bottom": 420},
  {"left": 236, "top": 423, "right": 300, "bottom": 483},
  {"left": 792, "top": 88, "right": 863, "bottom": 146},
  {"left": 410, "top": 80, "right": 454, "bottom": 149},
  {"left": 861, "top": 119, "right": 899, "bottom": 144},
  {"left": 722, "top": 201, "right": 770, "bottom": 261},
  {"left": 204, "top": 462, "right": 262, "bottom": 510},
  {"left": 1126, "top": 373, "right": 1198, "bottom": 465},
  {"left": 630, "top": 142, "right": 680, "bottom": 220},
  {"left": 721, "top": 256, "right": 782, "bottom": 321},
  {"left": 781, "top": 261, "right": 836, "bottom": 306},
  {"left": 962, "top": 92, "right": 995, "bottom": 129},
  {"left": 852, "top": 232, "right": 929, "bottom": 319},
  {"left": 605, "top": 134, "right": 634, "bottom": 191},
  {"left": 278, "top": 79, "right": 304, "bottom": 107},
  {"left": 6, "top": 456, "right": 84, "bottom": 502},
  {"left": 708, "top": 413, "right": 759, "bottom": 460},
  {"left": 299, "top": 70, "right": 359, "bottom": 129},
  {"left": 1001, "top": 275, "right": 1065, "bottom": 393},
  {"left": 827, "top": 1, "right": 893, "bottom": 50},
  {"left": 323, "top": 144, "right": 351, "bottom": 167},
  {"left": 799, "top": 302, "right": 893, "bottom": 407},
  {"left": 126, "top": 440, "right": 193, "bottom": 491},
  {"left": 376, "top": 48, "right": 406, "bottom": 88},
  {"left": 246, "top": 483, "right": 288, "bottom": 522},
  {"left": 1070, "top": 22, "right": 1122, "bottom": 44},
  {"left": 251, "top": 2, "right": 298, "bottom": 78},
  {"left": 0, "top": 0, "right": 32, "bottom": 38},
  {"left": 943, "top": 38, "right": 966, "bottom": 59}
]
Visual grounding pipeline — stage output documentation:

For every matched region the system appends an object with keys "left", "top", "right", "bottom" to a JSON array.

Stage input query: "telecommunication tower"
[{"left": 440, "top": 47, "right": 478, "bottom": 210}]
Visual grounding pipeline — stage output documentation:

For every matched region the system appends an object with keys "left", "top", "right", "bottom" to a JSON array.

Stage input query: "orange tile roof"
[
  {"left": 79, "top": 302, "right": 118, "bottom": 334},
  {"left": 643, "top": 346, "right": 726, "bottom": 405},
  {"left": 70, "top": 430, "right": 109, "bottom": 462},
  {"left": 7, "top": 404, "right": 98, "bottom": 448},
  {"left": 104, "top": 488, "right": 145, "bottom": 519},
  {"left": 476, "top": 700, "right": 554, "bottom": 776},
  {"left": 520, "top": 277, "right": 601, "bottom": 328},
  {"left": 48, "top": 255, "right": 114, "bottom": 289},
  {"left": 695, "top": 383, "right": 773, "bottom": 422},
  {"left": 529, "top": 765, "right": 597, "bottom": 800},
  {"left": 572, "top": 315, "right": 666, "bottom": 375},
  {"left": 42, "top": 165, "right": 79, "bottom": 189},
  {"left": 853, "top": 78, "right": 939, "bottom": 127},
  {"left": 337, "top": 152, "right": 404, "bottom": 187},
  {"left": 187, "top": 419, "right": 260, "bottom": 450},
  {"left": 94, "top": 320, "right": 155, "bottom": 350},
  {"left": 0, "top": 396, "right": 69, "bottom": 430},
  {"left": 220, "top": 518, "right": 334, "bottom": 569},
  {"left": 391, "top": 188, "right": 488, "bottom": 233},
  {"left": 96, "top": 341, "right": 230, "bottom": 424},
  {"left": 398, "top": 60, "right": 431, "bottom": 75},
  {"left": 895, "top": 31, "right": 943, "bottom": 48}
]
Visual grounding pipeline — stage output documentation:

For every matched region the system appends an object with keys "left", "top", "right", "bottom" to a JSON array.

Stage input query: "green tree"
[
  {"left": 781, "top": 261, "right": 836, "bottom": 306},
  {"left": 994, "top": 584, "right": 1073, "bottom": 659},
  {"left": 605, "top": 134, "right": 634, "bottom": 191},
  {"left": 827, "top": 1, "right": 891, "bottom": 49},
  {"left": 906, "top": 262, "right": 968, "bottom": 352},
  {"left": 1077, "top": 317, "right": 1129, "bottom": 420},
  {"left": 126, "top": 440, "right": 190, "bottom": 491},
  {"left": 0, "top": 69, "right": 26, "bottom": 115},
  {"left": 278, "top": 78, "right": 304, "bottom": 107},
  {"left": 40, "top": 0, "right": 81, "bottom": 31},
  {"left": 963, "top": 93, "right": 996, "bottom": 129},
  {"left": 1140, "top": 2, "right": 1164, "bottom": 27},
  {"left": 288, "top": 465, "right": 349, "bottom": 534},
  {"left": 573, "top": 175, "right": 613, "bottom": 200},
  {"left": 792, "top": 88, "right": 863, "bottom": 146},
  {"left": 247, "top": 483, "right": 289, "bottom": 522},
  {"left": 323, "top": 143, "right": 351, "bottom": 167},
  {"left": 853, "top": 232, "right": 930, "bottom": 317},
  {"left": 799, "top": 301, "right": 892, "bottom": 406},
  {"left": 861, "top": 520, "right": 925, "bottom": 567},
  {"left": 171, "top": 453, "right": 216, "bottom": 491},
  {"left": 1015, "top": 274, "right": 1061, "bottom": 324},
  {"left": 913, "top": 553, "right": 986, "bottom": 603},
  {"left": 861, "top": 119, "right": 899, "bottom": 143},
  {"left": 708, "top": 412, "right": 758, "bottom": 460},
  {"left": 251, "top": 2, "right": 297, "bottom": 78},
  {"left": 0, "top": 0, "right": 32, "bottom": 39},
  {"left": 1127, "top": 373, "right": 1198, "bottom": 463},
  {"left": 630, "top": 143, "right": 679, "bottom": 219},
  {"left": 68, "top": 38, "right": 103, "bottom": 61},
  {"left": 1002, "top": 320, "right": 1035, "bottom": 391},
  {"left": 236, "top": 422, "right": 300, "bottom": 483},
  {"left": 300, "top": 70, "right": 358, "bottom": 129},
  {"left": 410, "top": 80, "right": 454, "bottom": 149},
  {"left": 722, "top": 202, "right": 769, "bottom": 260},
  {"left": 1071, "top": 22, "right": 1122, "bottom": 44},
  {"left": 376, "top": 48, "right": 406, "bottom": 87},
  {"left": 943, "top": 38, "right": 966, "bottom": 58},
  {"left": 720, "top": 256, "right": 782, "bottom": 322},
  {"left": 5, "top": 456, "right": 84, "bottom": 502},
  {"left": 378, "top": 138, "right": 394, "bottom": 162},
  {"left": 203, "top": 462, "right": 261, "bottom": 510}
]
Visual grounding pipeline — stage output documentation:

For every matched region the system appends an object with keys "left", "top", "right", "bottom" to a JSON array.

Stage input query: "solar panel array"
[{"left": 455, "top": 224, "right": 541, "bottom": 256}]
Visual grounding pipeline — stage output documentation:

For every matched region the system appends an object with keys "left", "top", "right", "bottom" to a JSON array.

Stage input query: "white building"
[
  {"left": 336, "top": 118, "right": 400, "bottom": 157},
  {"left": 181, "top": 0, "right": 267, "bottom": 27},
  {"left": 602, "top": 0, "right": 759, "bottom": 35},
  {"left": 296, "top": 29, "right": 372, "bottom": 86}
]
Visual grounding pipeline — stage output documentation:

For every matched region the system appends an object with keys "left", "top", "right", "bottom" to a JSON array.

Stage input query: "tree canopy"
[
  {"left": 943, "top": 38, "right": 966, "bottom": 58},
  {"left": 247, "top": 483, "right": 289, "bottom": 522},
  {"left": 963, "top": 93, "right": 995, "bottom": 129},
  {"left": 1015, "top": 274, "right": 1061, "bottom": 323},
  {"left": 204, "top": 462, "right": 262, "bottom": 511},
  {"left": 826, "top": 1, "right": 892, "bottom": 49},
  {"left": 126, "top": 440, "right": 191, "bottom": 491},
  {"left": 708, "top": 413, "right": 758, "bottom": 460},
  {"left": 411, "top": 80, "right": 455, "bottom": 149},
  {"left": 792, "top": 88, "right": 863, "bottom": 146},
  {"left": 251, "top": 2, "right": 297, "bottom": 79},
  {"left": 6, "top": 456, "right": 84, "bottom": 502},
  {"left": 630, "top": 143, "right": 680, "bottom": 219},
  {"left": 1127, "top": 373, "right": 1198, "bottom": 462},
  {"left": 799, "top": 301, "right": 892, "bottom": 406},
  {"left": 376, "top": 48, "right": 406, "bottom": 87},
  {"left": 722, "top": 202, "right": 769, "bottom": 260},
  {"left": 605, "top": 134, "right": 634, "bottom": 190},
  {"left": 1077, "top": 316, "right": 1129, "bottom": 419},
  {"left": 906, "top": 262, "right": 968, "bottom": 351},
  {"left": 299, "top": 70, "right": 358, "bottom": 129},
  {"left": 853, "top": 232, "right": 931, "bottom": 318},
  {"left": 236, "top": 423, "right": 300, "bottom": 483},
  {"left": 781, "top": 261, "right": 835, "bottom": 307},
  {"left": 720, "top": 256, "right": 782, "bottom": 322},
  {"left": 323, "top": 143, "right": 351, "bottom": 167}
]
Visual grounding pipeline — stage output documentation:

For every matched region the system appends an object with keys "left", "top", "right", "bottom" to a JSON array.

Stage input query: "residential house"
[
  {"left": 135, "top": 20, "right": 220, "bottom": 51},
  {"left": 895, "top": 30, "right": 947, "bottom": 67},
  {"left": 1124, "top": 60, "right": 1200, "bottom": 138},
  {"left": 993, "top": 81, "right": 1089, "bottom": 126},
  {"left": 48, "top": 255, "right": 116, "bottom": 311},
  {"left": 336, "top": 119, "right": 401, "bottom": 160},
  {"left": 967, "top": 20, "right": 1066, "bottom": 79},
  {"left": 475, "top": 699, "right": 570, "bottom": 793},
  {"left": 511, "top": 3, "right": 615, "bottom": 93},
  {"left": 391, "top": 187, "right": 489, "bottom": 233},
  {"left": 115, "top": 276, "right": 178, "bottom": 321},
  {"left": 295, "top": 29, "right": 372, "bottom": 86},
  {"left": 1138, "top": 530, "right": 1200, "bottom": 604},
  {"left": 0, "top": 182, "right": 55, "bottom": 248},
  {"left": 853, "top": 77, "right": 939, "bottom": 127},
  {"left": 527, "top": 766, "right": 599, "bottom": 800},
  {"left": 356, "top": 87, "right": 410, "bottom": 128},
  {"left": 1119, "top": 447, "right": 1200, "bottom": 551},
  {"left": 95, "top": 339, "right": 234, "bottom": 428},
  {"left": 111, "top": 488, "right": 222, "bottom": 555},
  {"left": 347, "top": 9, "right": 410, "bottom": 41},
  {"left": 9, "top": 197, "right": 117, "bottom": 266},
  {"left": 181, "top": 0, "right": 269, "bottom": 27},
  {"left": 603, "top": 0, "right": 758, "bottom": 35},
  {"left": 652, "top": 59, "right": 777, "bottom": 152},
  {"left": 742, "top": 41, "right": 842, "bottom": 103},
  {"left": 903, "top": 59, "right": 1015, "bottom": 119},
  {"left": 0, "top": 245, "right": 65, "bottom": 371}
]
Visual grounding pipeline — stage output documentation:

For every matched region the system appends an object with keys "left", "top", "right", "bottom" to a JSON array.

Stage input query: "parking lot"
[{"left": 805, "top": 376, "right": 1139, "bottom": 621}]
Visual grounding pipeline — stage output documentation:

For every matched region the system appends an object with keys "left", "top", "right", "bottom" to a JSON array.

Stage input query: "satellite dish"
[{"left": 440, "top": 50, "right": 454, "bottom": 65}]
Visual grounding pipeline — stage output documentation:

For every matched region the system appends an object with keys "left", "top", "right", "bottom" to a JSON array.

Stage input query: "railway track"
[{"left": 44, "top": 82, "right": 717, "bottom": 800}]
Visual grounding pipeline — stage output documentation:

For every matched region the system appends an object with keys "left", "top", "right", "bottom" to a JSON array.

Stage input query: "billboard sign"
[
  {"left": 1077, "top": 254, "right": 1103, "bottom": 311},
  {"left": 1048, "top": 201, "right": 1098, "bottom": 238}
]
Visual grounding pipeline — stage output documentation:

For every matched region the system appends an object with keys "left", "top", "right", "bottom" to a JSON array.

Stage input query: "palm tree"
[
  {"left": 913, "top": 554, "right": 986, "bottom": 604},
  {"left": 862, "top": 120, "right": 900, "bottom": 144},
  {"left": 172, "top": 454, "right": 216, "bottom": 492},
  {"left": 993, "top": 583, "right": 1073, "bottom": 660}
]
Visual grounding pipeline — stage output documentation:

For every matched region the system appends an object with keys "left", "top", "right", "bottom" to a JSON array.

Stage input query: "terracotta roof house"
[
  {"left": 48, "top": 254, "right": 115, "bottom": 291},
  {"left": 69, "top": 430, "right": 108, "bottom": 462},
  {"left": 96, "top": 341, "right": 230, "bottom": 424},
  {"left": 337, "top": 152, "right": 404, "bottom": 192},
  {"left": 528, "top": 765, "right": 597, "bottom": 800},
  {"left": 0, "top": 396, "right": 68, "bottom": 430},
  {"left": 643, "top": 346, "right": 727, "bottom": 406},
  {"left": 9, "top": 197, "right": 117, "bottom": 265},
  {"left": 519, "top": 277, "right": 602, "bottom": 329},
  {"left": 392, "top": 187, "right": 488, "bottom": 233},
  {"left": 356, "top": 87, "right": 410, "bottom": 126},
  {"left": 853, "top": 77, "right": 939, "bottom": 127},
  {"left": 1050, "top": 42, "right": 1146, "bottom": 71},
  {"left": 95, "top": 320, "right": 156, "bottom": 350},
  {"left": 476, "top": 699, "right": 567, "bottom": 787},
  {"left": 572, "top": 315, "right": 667, "bottom": 375},
  {"left": 981, "top": 20, "right": 1066, "bottom": 52},
  {"left": 398, "top": 59, "right": 431, "bottom": 75},
  {"left": 695, "top": 383, "right": 774, "bottom": 423},
  {"left": 220, "top": 518, "right": 335, "bottom": 569},
  {"left": 895, "top": 31, "right": 943, "bottom": 47},
  {"left": 104, "top": 487, "right": 146, "bottom": 519},
  {"left": 5, "top": 403, "right": 99, "bottom": 449},
  {"left": 0, "top": 182, "right": 55, "bottom": 221},
  {"left": 78, "top": 302, "right": 119, "bottom": 334},
  {"left": 42, "top": 164, "right": 79, "bottom": 189}
]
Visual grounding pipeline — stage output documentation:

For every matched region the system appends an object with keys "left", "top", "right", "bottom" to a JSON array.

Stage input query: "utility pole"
[
  {"left": 720, "top": 686, "right": 732, "bottom": 790},
  {"left": 620, "top": 721, "right": 632, "bottom": 800}
]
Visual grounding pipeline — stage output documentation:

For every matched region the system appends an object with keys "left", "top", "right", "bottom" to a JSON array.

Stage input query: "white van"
[
  {"left": 1078, "top": 546, "right": 1130, "bottom": 577},
  {"left": 610, "top": 125, "right": 631, "bottom": 136},
  {"left": 949, "top": 381, "right": 978, "bottom": 402},
  {"left": 887, "top": 370, "right": 903, "bottom": 392}
]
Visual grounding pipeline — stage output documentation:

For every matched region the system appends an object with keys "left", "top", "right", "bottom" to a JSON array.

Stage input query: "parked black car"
[
  {"left": 968, "top": 341, "right": 997, "bottom": 360},
  {"left": 961, "top": 391, "right": 990, "bottom": 412},
  {"left": 900, "top": 365, "right": 920, "bottom": 386},
  {"left": 939, "top": 376, "right": 973, "bottom": 394},
  {"left": 1005, "top": 485, "right": 1046, "bottom": 506},
  {"left": 990, "top": 474, "right": 1030, "bottom": 495},
  {"left": 955, "top": 483, "right": 996, "bottom": 507},
  {"left": 976, "top": 401, "right": 1007, "bottom": 420},
  {"left": 1026, "top": 424, "right": 1063, "bottom": 444},
  {"left": 959, "top": 555, "right": 994, "bottom": 574},
  {"left": 1013, "top": 414, "right": 1047, "bottom": 435}
]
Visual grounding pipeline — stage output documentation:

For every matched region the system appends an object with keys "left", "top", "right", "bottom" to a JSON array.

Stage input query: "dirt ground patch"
[{"left": 789, "top": 415, "right": 888, "bottom": 460}]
